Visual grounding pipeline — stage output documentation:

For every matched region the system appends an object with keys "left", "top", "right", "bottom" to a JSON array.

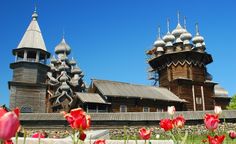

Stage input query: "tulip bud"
[
  {"left": 167, "top": 106, "right": 175, "bottom": 115},
  {"left": 214, "top": 106, "right": 222, "bottom": 115},
  {"left": 229, "top": 130, "right": 236, "bottom": 139},
  {"left": 0, "top": 108, "right": 20, "bottom": 141}
]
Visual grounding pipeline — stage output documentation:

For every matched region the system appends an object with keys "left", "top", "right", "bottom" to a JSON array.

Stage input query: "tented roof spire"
[{"left": 17, "top": 8, "right": 47, "bottom": 51}]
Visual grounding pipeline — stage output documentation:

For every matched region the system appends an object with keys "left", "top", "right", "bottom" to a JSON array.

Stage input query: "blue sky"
[{"left": 0, "top": 0, "right": 236, "bottom": 106}]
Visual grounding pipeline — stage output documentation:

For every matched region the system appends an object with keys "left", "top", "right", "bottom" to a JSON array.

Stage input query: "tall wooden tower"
[
  {"left": 8, "top": 9, "right": 50, "bottom": 113},
  {"left": 146, "top": 14, "right": 215, "bottom": 111}
]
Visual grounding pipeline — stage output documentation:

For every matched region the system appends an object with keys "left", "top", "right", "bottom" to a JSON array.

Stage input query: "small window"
[
  {"left": 20, "top": 106, "right": 33, "bottom": 113},
  {"left": 143, "top": 107, "right": 150, "bottom": 112},
  {"left": 120, "top": 105, "right": 127, "bottom": 112},
  {"left": 196, "top": 97, "right": 202, "bottom": 105}
]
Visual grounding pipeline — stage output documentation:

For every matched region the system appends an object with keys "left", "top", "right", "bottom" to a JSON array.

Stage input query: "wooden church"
[{"left": 8, "top": 10, "right": 230, "bottom": 113}]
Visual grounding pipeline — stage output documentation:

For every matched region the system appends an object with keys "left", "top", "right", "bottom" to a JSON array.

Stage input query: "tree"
[{"left": 227, "top": 94, "right": 236, "bottom": 110}]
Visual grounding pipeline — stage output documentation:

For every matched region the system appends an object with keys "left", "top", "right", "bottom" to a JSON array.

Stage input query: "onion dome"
[
  {"left": 69, "top": 57, "right": 76, "bottom": 66},
  {"left": 61, "top": 82, "right": 70, "bottom": 91},
  {"left": 154, "top": 26, "right": 165, "bottom": 54},
  {"left": 55, "top": 37, "right": 71, "bottom": 55},
  {"left": 163, "top": 19, "right": 175, "bottom": 47},
  {"left": 153, "top": 29, "right": 166, "bottom": 48},
  {"left": 71, "top": 66, "right": 82, "bottom": 74},
  {"left": 180, "top": 17, "right": 192, "bottom": 45},
  {"left": 202, "top": 42, "right": 206, "bottom": 49},
  {"left": 50, "top": 55, "right": 57, "bottom": 64},
  {"left": 58, "top": 62, "right": 69, "bottom": 71},
  {"left": 49, "top": 63, "right": 56, "bottom": 71},
  {"left": 60, "top": 73, "right": 69, "bottom": 82},
  {"left": 58, "top": 64, "right": 65, "bottom": 71},
  {"left": 58, "top": 54, "right": 68, "bottom": 61},
  {"left": 171, "top": 12, "right": 186, "bottom": 43},
  {"left": 192, "top": 23, "right": 205, "bottom": 48}
]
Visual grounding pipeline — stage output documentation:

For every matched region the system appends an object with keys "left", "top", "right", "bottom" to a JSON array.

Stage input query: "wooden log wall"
[{"left": 108, "top": 97, "right": 181, "bottom": 112}]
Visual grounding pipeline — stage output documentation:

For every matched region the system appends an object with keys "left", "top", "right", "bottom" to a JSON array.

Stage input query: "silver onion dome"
[
  {"left": 69, "top": 57, "right": 76, "bottom": 66},
  {"left": 61, "top": 82, "right": 70, "bottom": 91},
  {"left": 71, "top": 66, "right": 82, "bottom": 74},
  {"left": 50, "top": 55, "right": 57, "bottom": 64},
  {"left": 171, "top": 12, "right": 186, "bottom": 43},
  {"left": 192, "top": 23, "right": 204, "bottom": 47},
  {"left": 55, "top": 38, "right": 71, "bottom": 55},
  {"left": 60, "top": 73, "right": 69, "bottom": 82},
  {"left": 154, "top": 26, "right": 165, "bottom": 55},
  {"left": 156, "top": 47, "right": 164, "bottom": 52},
  {"left": 180, "top": 17, "right": 192, "bottom": 45},
  {"left": 153, "top": 26, "right": 165, "bottom": 48},
  {"left": 163, "top": 19, "right": 175, "bottom": 47}
]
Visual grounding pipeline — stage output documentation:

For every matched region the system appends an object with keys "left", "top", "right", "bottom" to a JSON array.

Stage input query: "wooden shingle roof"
[
  {"left": 75, "top": 92, "right": 110, "bottom": 104},
  {"left": 92, "top": 79, "right": 185, "bottom": 102}
]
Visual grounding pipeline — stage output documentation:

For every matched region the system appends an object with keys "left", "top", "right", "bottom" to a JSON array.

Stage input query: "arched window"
[{"left": 20, "top": 106, "right": 33, "bottom": 113}]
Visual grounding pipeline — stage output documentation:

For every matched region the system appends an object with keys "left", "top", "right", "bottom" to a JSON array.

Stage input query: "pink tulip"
[
  {"left": 0, "top": 107, "right": 20, "bottom": 141},
  {"left": 204, "top": 114, "right": 220, "bottom": 131},
  {"left": 139, "top": 127, "right": 152, "bottom": 140},
  {"left": 4, "top": 139, "right": 14, "bottom": 144},
  {"left": 229, "top": 130, "right": 236, "bottom": 139}
]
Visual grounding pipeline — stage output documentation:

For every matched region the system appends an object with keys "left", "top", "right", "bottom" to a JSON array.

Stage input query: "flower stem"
[
  {"left": 15, "top": 130, "right": 19, "bottom": 144},
  {"left": 23, "top": 128, "right": 27, "bottom": 144},
  {"left": 170, "top": 131, "right": 177, "bottom": 143}
]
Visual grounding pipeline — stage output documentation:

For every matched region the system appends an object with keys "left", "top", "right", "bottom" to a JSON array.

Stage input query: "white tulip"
[
  {"left": 214, "top": 106, "right": 222, "bottom": 115},
  {"left": 167, "top": 106, "right": 175, "bottom": 115}
]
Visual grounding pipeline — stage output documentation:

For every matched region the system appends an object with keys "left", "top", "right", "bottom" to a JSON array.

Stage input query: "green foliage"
[{"left": 227, "top": 94, "right": 236, "bottom": 110}]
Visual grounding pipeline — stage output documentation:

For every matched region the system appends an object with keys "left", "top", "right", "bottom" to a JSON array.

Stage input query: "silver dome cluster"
[
  {"left": 47, "top": 37, "right": 86, "bottom": 108},
  {"left": 147, "top": 13, "right": 206, "bottom": 58}
]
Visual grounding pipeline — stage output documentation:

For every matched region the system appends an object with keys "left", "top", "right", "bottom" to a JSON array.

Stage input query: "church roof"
[
  {"left": 17, "top": 10, "right": 47, "bottom": 51},
  {"left": 214, "top": 84, "right": 230, "bottom": 98},
  {"left": 75, "top": 92, "right": 110, "bottom": 104},
  {"left": 91, "top": 79, "right": 185, "bottom": 102}
]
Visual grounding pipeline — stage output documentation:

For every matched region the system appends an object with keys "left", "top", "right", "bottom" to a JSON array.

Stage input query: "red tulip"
[
  {"left": 4, "top": 139, "right": 14, "bottom": 144},
  {"left": 159, "top": 118, "right": 173, "bottom": 131},
  {"left": 207, "top": 135, "right": 225, "bottom": 144},
  {"left": 64, "top": 108, "right": 91, "bottom": 130},
  {"left": 139, "top": 127, "right": 151, "bottom": 140},
  {"left": 229, "top": 130, "right": 236, "bottom": 139},
  {"left": 204, "top": 114, "right": 220, "bottom": 131},
  {"left": 79, "top": 132, "right": 86, "bottom": 141},
  {"left": 32, "top": 132, "right": 45, "bottom": 138},
  {"left": 0, "top": 107, "right": 20, "bottom": 141},
  {"left": 93, "top": 139, "right": 105, "bottom": 144},
  {"left": 173, "top": 115, "right": 185, "bottom": 128}
]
